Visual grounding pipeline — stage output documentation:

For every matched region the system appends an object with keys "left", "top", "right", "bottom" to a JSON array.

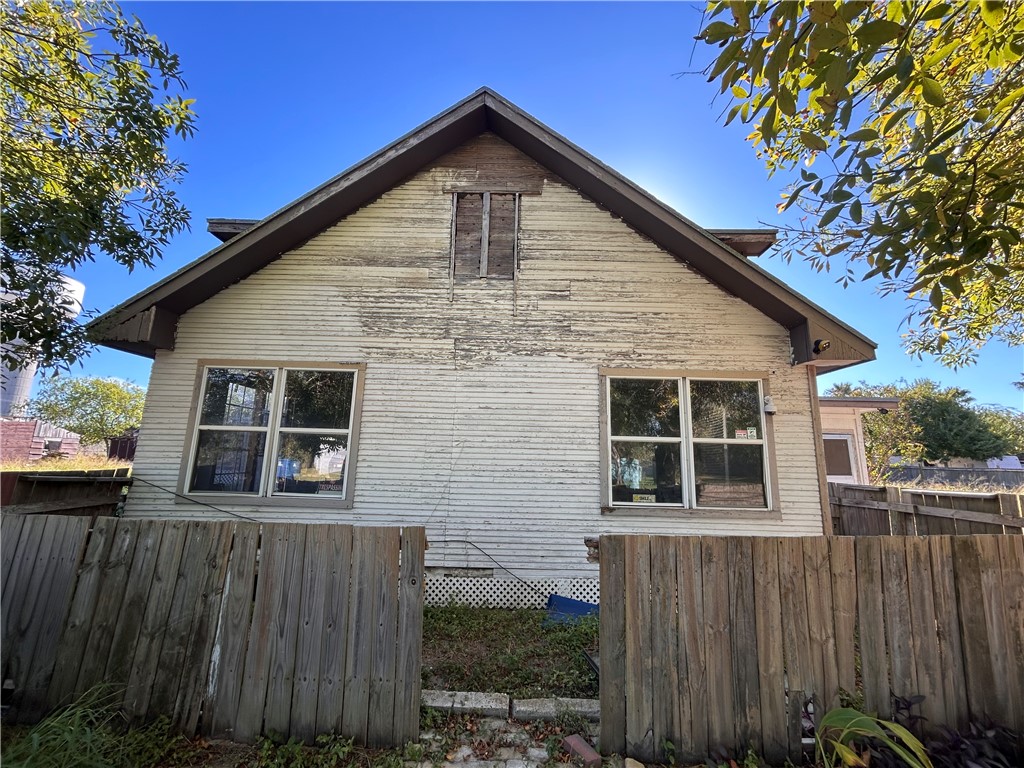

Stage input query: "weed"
[
  {"left": 0, "top": 687, "right": 199, "bottom": 768},
  {"left": 421, "top": 604, "right": 599, "bottom": 698}
]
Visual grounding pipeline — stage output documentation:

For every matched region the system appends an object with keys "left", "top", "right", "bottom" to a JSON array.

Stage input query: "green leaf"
[
  {"left": 810, "top": 24, "right": 850, "bottom": 51},
  {"left": 850, "top": 199, "right": 863, "bottom": 224},
  {"left": 930, "top": 282, "right": 944, "bottom": 309},
  {"left": 922, "top": 153, "right": 948, "bottom": 176},
  {"left": 777, "top": 87, "right": 797, "bottom": 116},
  {"left": 921, "top": 3, "right": 952, "bottom": 22},
  {"left": 844, "top": 128, "right": 879, "bottom": 142},
  {"left": 855, "top": 19, "right": 904, "bottom": 47},
  {"left": 801, "top": 131, "right": 829, "bottom": 151},
  {"left": 920, "top": 77, "right": 946, "bottom": 106},
  {"left": 980, "top": 0, "right": 1006, "bottom": 30},
  {"left": 819, "top": 204, "right": 844, "bottom": 228},
  {"left": 701, "top": 20, "right": 738, "bottom": 42},
  {"left": 896, "top": 55, "right": 915, "bottom": 81}
]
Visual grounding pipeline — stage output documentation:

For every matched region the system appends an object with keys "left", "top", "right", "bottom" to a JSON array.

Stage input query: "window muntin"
[
  {"left": 606, "top": 375, "right": 769, "bottom": 510},
  {"left": 188, "top": 366, "right": 358, "bottom": 500}
]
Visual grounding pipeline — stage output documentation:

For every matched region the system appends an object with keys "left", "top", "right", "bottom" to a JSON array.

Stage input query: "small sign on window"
[
  {"left": 747, "top": 427, "right": 757, "bottom": 440},
  {"left": 735, "top": 429, "right": 748, "bottom": 439},
  {"left": 632, "top": 493, "right": 656, "bottom": 503}
]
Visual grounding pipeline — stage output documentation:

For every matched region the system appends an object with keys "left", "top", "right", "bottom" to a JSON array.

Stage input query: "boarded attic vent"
[
  {"left": 207, "top": 218, "right": 259, "bottom": 243},
  {"left": 452, "top": 192, "right": 518, "bottom": 278}
]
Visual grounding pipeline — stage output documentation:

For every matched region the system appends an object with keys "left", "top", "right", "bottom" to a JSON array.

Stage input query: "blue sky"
[{"left": 69, "top": 1, "right": 1022, "bottom": 409}]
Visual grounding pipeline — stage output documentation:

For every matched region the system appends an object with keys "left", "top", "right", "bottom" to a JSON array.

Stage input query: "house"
[
  {"left": 90, "top": 88, "right": 875, "bottom": 592},
  {"left": 817, "top": 396, "right": 900, "bottom": 485}
]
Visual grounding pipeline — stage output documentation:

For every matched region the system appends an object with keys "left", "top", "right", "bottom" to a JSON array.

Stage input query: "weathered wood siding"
[{"left": 126, "top": 134, "right": 826, "bottom": 578}]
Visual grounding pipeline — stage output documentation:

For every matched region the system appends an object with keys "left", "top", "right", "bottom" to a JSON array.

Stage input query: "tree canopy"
[
  {"left": 698, "top": 0, "right": 1024, "bottom": 367},
  {"left": 26, "top": 375, "right": 145, "bottom": 448},
  {"left": 1, "top": 0, "right": 195, "bottom": 372},
  {"left": 824, "top": 378, "right": 1014, "bottom": 479}
]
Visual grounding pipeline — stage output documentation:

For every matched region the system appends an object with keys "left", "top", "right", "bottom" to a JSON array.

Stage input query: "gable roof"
[{"left": 90, "top": 87, "right": 876, "bottom": 370}]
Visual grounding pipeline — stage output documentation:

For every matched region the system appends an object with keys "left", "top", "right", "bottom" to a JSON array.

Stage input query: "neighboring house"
[
  {"left": 0, "top": 418, "right": 84, "bottom": 463},
  {"left": 90, "top": 88, "right": 875, "bottom": 583},
  {"left": 818, "top": 396, "right": 900, "bottom": 485}
]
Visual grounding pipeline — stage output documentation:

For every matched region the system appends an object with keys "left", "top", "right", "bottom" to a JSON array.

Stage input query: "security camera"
[{"left": 763, "top": 395, "right": 777, "bottom": 415}]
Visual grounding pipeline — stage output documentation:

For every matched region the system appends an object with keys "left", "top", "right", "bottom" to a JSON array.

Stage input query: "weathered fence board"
[
  {"left": 1, "top": 516, "right": 425, "bottom": 748},
  {"left": 600, "top": 534, "right": 1024, "bottom": 763},
  {"left": 831, "top": 483, "right": 1024, "bottom": 535}
]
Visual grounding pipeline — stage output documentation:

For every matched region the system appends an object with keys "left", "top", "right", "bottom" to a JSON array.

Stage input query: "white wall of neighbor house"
[
  {"left": 819, "top": 406, "right": 870, "bottom": 484},
  {"left": 125, "top": 134, "right": 826, "bottom": 579}
]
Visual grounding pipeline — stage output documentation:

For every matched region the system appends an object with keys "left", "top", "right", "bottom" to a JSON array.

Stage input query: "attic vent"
[{"left": 452, "top": 192, "right": 519, "bottom": 279}]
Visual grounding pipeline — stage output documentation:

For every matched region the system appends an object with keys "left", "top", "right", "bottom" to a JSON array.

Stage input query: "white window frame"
[
  {"left": 180, "top": 361, "right": 364, "bottom": 508},
  {"left": 604, "top": 373, "right": 772, "bottom": 511}
]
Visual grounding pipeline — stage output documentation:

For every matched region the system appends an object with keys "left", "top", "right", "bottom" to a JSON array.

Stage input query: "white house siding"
[{"left": 126, "top": 134, "right": 826, "bottom": 578}]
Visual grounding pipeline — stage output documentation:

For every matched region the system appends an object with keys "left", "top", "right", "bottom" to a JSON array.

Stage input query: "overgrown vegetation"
[
  {"left": 0, "top": 455, "right": 131, "bottom": 472},
  {"left": 421, "top": 604, "right": 598, "bottom": 699},
  {"left": 825, "top": 378, "right": 1019, "bottom": 481},
  {"left": 0, "top": 687, "right": 201, "bottom": 768}
]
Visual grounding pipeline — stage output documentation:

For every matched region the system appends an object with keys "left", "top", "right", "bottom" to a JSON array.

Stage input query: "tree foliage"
[
  {"left": 1, "top": 0, "right": 195, "bottom": 372},
  {"left": 825, "top": 378, "right": 1013, "bottom": 479},
  {"left": 26, "top": 375, "right": 145, "bottom": 447},
  {"left": 699, "top": 0, "right": 1024, "bottom": 367},
  {"left": 976, "top": 404, "right": 1024, "bottom": 454}
]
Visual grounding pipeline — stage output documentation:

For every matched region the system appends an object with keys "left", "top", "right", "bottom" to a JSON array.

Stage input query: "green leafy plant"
[
  {"left": 697, "top": 1, "right": 1024, "bottom": 367},
  {"left": 1, "top": 0, "right": 197, "bottom": 374},
  {"left": 815, "top": 707, "right": 933, "bottom": 768},
  {"left": 0, "top": 687, "right": 196, "bottom": 768}
]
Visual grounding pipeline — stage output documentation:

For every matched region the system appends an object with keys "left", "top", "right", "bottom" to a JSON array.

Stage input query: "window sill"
[
  {"left": 174, "top": 493, "right": 353, "bottom": 510},
  {"left": 601, "top": 505, "right": 782, "bottom": 520}
]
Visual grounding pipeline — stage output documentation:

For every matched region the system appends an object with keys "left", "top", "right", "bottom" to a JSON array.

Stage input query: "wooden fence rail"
[
  {"left": 830, "top": 483, "right": 1023, "bottom": 536},
  {"left": 0, "top": 515, "right": 425, "bottom": 747},
  {"left": 599, "top": 534, "right": 1024, "bottom": 764}
]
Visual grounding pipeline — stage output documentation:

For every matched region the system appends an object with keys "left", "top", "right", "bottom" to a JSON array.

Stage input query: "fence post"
[{"left": 996, "top": 494, "right": 1022, "bottom": 534}]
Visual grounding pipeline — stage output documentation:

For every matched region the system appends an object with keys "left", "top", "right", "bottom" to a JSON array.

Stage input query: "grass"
[
  {"left": 0, "top": 456, "right": 131, "bottom": 473},
  {"left": 421, "top": 604, "right": 599, "bottom": 699},
  {"left": 0, "top": 687, "right": 200, "bottom": 768}
]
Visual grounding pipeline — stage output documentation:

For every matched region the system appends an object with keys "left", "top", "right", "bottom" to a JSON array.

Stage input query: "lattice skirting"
[{"left": 424, "top": 576, "right": 600, "bottom": 608}]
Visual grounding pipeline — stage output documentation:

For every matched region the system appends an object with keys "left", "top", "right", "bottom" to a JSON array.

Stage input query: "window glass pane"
[
  {"left": 190, "top": 431, "right": 266, "bottom": 493},
  {"left": 610, "top": 441, "right": 683, "bottom": 504},
  {"left": 824, "top": 437, "right": 854, "bottom": 476},
  {"left": 281, "top": 370, "right": 354, "bottom": 429},
  {"left": 693, "top": 443, "right": 766, "bottom": 508},
  {"left": 610, "top": 379, "right": 680, "bottom": 437},
  {"left": 690, "top": 380, "right": 762, "bottom": 440},
  {"left": 274, "top": 433, "right": 349, "bottom": 496},
  {"left": 200, "top": 368, "right": 274, "bottom": 427}
]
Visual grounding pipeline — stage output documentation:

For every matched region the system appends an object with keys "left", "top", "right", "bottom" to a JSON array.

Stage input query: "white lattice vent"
[{"left": 425, "top": 576, "right": 600, "bottom": 609}]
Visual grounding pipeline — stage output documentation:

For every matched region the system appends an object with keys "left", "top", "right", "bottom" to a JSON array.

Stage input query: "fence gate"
[{"left": 1, "top": 516, "right": 425, "bottom": 747}]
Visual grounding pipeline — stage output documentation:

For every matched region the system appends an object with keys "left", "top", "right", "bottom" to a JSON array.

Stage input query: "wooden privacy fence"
[
  {"left": 0, "top": 469, "right": 131, "bottom": 518},
  {"left": 599, "top": 534, "right": 1024, "bottom": 765},
  {"left": 1, "top": 515, "right": 425, "bottom": 747},
  {"left": 830, "top": 483, "right": 1023, "bottom": 536}
]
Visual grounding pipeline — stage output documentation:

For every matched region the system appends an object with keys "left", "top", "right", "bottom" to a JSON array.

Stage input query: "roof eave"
[{"left": 90, "top": 87, "right": 876, "bottom": 366}]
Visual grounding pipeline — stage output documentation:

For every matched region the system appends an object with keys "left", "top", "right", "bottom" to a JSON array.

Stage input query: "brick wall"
[{"left": 1, "top": 420, "right": 39, "bottom": 462}]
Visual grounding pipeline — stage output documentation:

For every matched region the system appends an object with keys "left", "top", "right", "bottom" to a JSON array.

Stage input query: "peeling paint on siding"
[{"left": 126, "top": 134, "right": 824, "bottom": 579}]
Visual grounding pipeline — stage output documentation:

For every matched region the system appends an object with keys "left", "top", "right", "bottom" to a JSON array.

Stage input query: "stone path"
[{"left": 413, "top": 714, "right": 616, "bottom": 768}]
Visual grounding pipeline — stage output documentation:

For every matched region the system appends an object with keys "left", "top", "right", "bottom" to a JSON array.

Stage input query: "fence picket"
[
  {"left": 316, "top": 525, "right": 354, "bottom": 735},
  {"left": 3, "top": 517, "right": 424, "bottom": 748}
]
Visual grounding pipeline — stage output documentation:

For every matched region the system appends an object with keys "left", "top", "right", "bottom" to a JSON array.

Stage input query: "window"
[
  {"left": 823, "top": 434, "right": 856, "bottom": 481},
  {"left": 452, "top": 192, "right": 519, "bottom": 278},
  {"left": 185, "top": 364, "right": 362, "bottom": 505},
  {"left": 605, "top": 374, "right": 771, "bottom": 510}
]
